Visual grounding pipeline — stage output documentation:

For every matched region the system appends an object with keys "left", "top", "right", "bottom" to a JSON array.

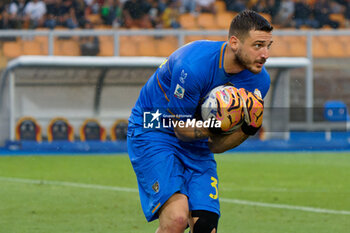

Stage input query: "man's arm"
[
  {"left": 173, "top": 119, "right": 211, "bottom": 142},
  {"left": 173, "top": 119, "right": 249, "bottom": 153},
  {"left": 208, "top": 128, "right": 249, "bottom": 153}
]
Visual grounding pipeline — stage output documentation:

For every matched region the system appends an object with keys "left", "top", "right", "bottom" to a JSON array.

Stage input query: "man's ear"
[{"left": 229, "top": 35, "right": 239, "bottom": 52}]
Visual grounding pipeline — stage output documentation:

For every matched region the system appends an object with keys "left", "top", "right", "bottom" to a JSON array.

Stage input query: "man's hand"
[
  {"left": 237, "top": 88, "right": 264, "bottom": 135},
  {"left": 212, "top": 86, "right": 244, "bottom": 134}
]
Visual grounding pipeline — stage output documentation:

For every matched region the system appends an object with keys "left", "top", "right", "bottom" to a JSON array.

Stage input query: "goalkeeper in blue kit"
[{"left": 127, "top": 10, "right": 273, "bottom": 233}]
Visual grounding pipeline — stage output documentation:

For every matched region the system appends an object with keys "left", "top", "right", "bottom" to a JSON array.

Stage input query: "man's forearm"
[
  {"left": 174, "top": 125, "right": 211, "bottom": 142},
  {"left": 208, "top": 128, "right": 249, "bottom": 153}
]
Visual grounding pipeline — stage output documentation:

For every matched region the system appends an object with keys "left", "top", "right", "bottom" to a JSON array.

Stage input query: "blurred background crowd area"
[{"left": 1, "top": 0, "right": 350, "bottom": 30}]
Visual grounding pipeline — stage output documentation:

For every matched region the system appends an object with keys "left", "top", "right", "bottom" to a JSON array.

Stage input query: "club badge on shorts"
[
  {"left": 174, "top": 84, "right": 185, "bottom": 99},
  {"left": 152, "top": 181, "right": 160, "bottom": 193}
]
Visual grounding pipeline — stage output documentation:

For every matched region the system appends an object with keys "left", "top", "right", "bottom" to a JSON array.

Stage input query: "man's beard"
[{"left": 234, "top": 48, "right": 265, "bottom": 74}]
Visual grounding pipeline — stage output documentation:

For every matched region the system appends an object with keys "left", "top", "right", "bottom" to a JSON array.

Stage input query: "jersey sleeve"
[{"left": 166, "top": 62, "right": 203, "bottom": 119}]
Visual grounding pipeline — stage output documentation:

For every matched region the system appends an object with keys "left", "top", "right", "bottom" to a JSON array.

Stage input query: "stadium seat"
[
  {"left": 206, "top": 35, "right": 227, "bottom": 41},
  {"left": 138, "top": 37, "right": 158, "bottom": 56},
  {"left": 329, "top": 13, "right": 346, "bottom": 28},
  {"left": 197, "top": 13, "right": 217, "bottom": 29},
  {"left": 179, "top": 13, "right": 198, "bottom": 29},
  {"left": 86, "top": 14, "right": 102, "bottom": 25},
  {"left": 63, "top": 40, "right": 80, "bottom": 56},
  {"left": 15, "top": 117, "right": 42, "bottom": 142},
  {"left": 312, "top": 37, "right": 328, "bottom": 58},
  {"left": 283, "top": 36, "right": 307, "bottom": 57},
  {"left": 54, "top": 39, "right": 80, "bottom": 56},
  {"left": 3, "top": 41, "right": 22, "bottom": 58},
  {"left": 214, "top": 1, "right": 227, "bottom": 12},
  {"left": 22, "top": 40, "right": 44, "bottom": 55},
  {"left": 99, "top": 40, "right": 114, "bottom": 56},
  {"left": 98, "top": 35, "right": 113, "bottom": 43},
  {"left": 268, "top": 36, "right": 289, "bottom": 57},
  {"left": 156, "top": 37, "right": 178, "bottom": 57},
  {"left": 53, "top": 40, "right": 63, "bottom": 56},
  {"left": 216, "top": 12, "right": 237, "bottom": 29},
  {"left": 317, "top": 35, "right": 347, "bottom": 58},
  {"left": 119, "top": 40, "right": 138, "bottom": 56},
  {"left": 184, "top": 35, "right": 207, "bottom": 44},
  {"left": 34, "top": 36, "right": 49, "bottom": 55},
  {"left": 95, "top": 24, "right": 113, "bottom": 30},
  {"left": 47, "top": 117, "right": 74, "bottom": 142},
  {"left": 110, "top": 119, "right": 128, "bottom": 141},
  {"left": 80, "top": 119, "right": 106, "bottom": 141},
  {"left": 324, "top": 100, "right": 350, "bottom": 121},
  {"left": 327, "top": 40, "right": 347, "bottom": 58},
  {"left": 338, "top": 36, "right": 350, "bottom": 57}
]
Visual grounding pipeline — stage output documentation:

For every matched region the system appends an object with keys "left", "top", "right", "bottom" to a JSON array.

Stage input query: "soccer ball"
[{"left": 201, "top": 85, "right": 244, "bottom": 134}]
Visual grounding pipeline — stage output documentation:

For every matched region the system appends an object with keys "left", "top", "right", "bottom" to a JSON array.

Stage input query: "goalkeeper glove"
[
  {"left": 237, "top": 88, "right": 264, "bottom": 136},
  {"left": 214, "top": 86, "right": 244, "bottom": 134}
]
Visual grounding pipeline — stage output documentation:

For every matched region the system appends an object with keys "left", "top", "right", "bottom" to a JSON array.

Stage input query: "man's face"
[{"left": 234, "top": 30, "right": 273, "bottom": 74}]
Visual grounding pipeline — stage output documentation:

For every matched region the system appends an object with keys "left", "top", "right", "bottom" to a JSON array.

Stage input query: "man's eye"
[{"left": 255, "top": 44, "right": 262, "bottom": 48}]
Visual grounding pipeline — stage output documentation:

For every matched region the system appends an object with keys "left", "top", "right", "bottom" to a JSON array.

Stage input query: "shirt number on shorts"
[{"left": 209, "top": 177, "right": 218, "bottom": 200}]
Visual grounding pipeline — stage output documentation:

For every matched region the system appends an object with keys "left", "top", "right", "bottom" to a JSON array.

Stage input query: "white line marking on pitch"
[
  {"left": 0, "top": 176, "right": 138, "bottom": 193},
  {"left": 1, "top": 176, "right": 350, "bottom": 216}
]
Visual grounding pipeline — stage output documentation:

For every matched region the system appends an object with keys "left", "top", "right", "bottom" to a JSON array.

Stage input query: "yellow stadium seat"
[
  {"left": 119, "top": 36, "right": 130, "bottom": 43},
  {"left": 283, "top": 36, "right": 307, "bottom": 57},
  {"left": 312, "top": 37, "right": 328, "bottom": 58},
  {"left": 86, "top": 14, "right": 102, "bottom": 24},
  {"left": 197, "top": 13, "right": 217, "bottom": 29},
  {"left": 326, "top": 42, "right": 347, "bottom": 58},
  {"left": 206, "top": 35, "right": 227, "bottom": 41},
  {"left": 329, "top": 13, "right": 346, "bottom": 28},
  {"left": 95, "top": 24, "right": 113, "bottom": 30},
  {"left": 63, "top": 40, "right": 80, "bottom": 56},
  {"left": 138, "top": 37, "right": 158, "bottom": 56},
  {"left": 318, "top": 36, "right": 346, "bottom": 58},
  {"left": 318, "top": 35, "right": 336, "bottom": 44},
  {"left": 268, "top": 36, "right": 290, "bottom": 57},
  {"left": 98, "top": 35, "right": 113, "bottom": 43},
  {"left": 3, "top": 41, "right": 22, "bottom": 58},
  {"left": 99, "top": 40, "right": 114, "bottom": 56},
  {"left": 22, "top": 40, "right": 43, "bottom": 55},
  {"left": 216, "top": 11, "right": 237, "bottom": 29},
  {"left": 54, "top": 39, "right": 80, "bottom": 56},
  {"left": 337, "top": 36, "right": 350, "bottom": 57},
  {"left": 179, "top": 13, "right": 198, "bottom": 29},
  {"left": 156, "top": 37, "right": 178, "bottom": 57},
  {"left": 184, "top": 35, "right": 206, "bottom": 44},
  {"left": 214, "top": 1, "right": 226, "bottom": 12},
  {"left": 119, "top": 40, "right": 138, "bottom": 56}
]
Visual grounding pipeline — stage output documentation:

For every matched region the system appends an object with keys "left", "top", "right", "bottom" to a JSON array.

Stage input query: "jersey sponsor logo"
[
  {"left": 179, "top": 69, "right": 187, "bottom": 84},
  {"left": 174, "top": 84, "right": 185, "bottom": 99}
]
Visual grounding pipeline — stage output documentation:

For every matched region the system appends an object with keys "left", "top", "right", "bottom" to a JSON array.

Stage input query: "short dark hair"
[{"left": 228, "top": 10, "right": 273, "bottom": 40}]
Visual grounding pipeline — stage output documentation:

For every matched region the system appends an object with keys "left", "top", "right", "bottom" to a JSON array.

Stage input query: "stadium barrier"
[{"left": 0, "top": 55, "right": 321, "bottom": 153}]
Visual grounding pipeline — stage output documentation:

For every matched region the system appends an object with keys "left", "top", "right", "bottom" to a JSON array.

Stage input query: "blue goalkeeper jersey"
[{"left": 129, "top": 40, "right": 270, "bottom": 136}]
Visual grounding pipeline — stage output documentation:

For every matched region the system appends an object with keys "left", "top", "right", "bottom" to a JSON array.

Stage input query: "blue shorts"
[{"left": 127, "top": 129, "right": 220, "bottom": 222}]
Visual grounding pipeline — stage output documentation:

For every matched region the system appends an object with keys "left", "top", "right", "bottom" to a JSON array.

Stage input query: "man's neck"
[{"left": 223, "top": 44, "right": 244, "bottom": 75}]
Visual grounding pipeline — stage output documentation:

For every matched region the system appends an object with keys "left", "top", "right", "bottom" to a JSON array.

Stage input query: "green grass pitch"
[{"left": 0, "top": 152, "right": 349, "bottom": 233}]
